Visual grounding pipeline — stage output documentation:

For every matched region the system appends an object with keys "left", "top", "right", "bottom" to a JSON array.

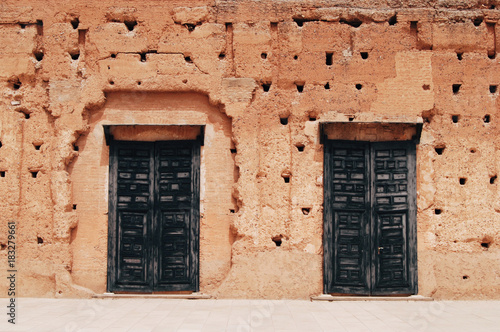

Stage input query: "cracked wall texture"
[{"left": 0, "top": 0, "right": 500, "bottom": 299}]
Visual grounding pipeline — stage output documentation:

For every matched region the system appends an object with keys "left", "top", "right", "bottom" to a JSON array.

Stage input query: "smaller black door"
[
  {"left": 107, "top": 140, "right": 200, "bottom": 292},
  {"left": 323, "top": 140, "right": 417, "bottom": 295}
]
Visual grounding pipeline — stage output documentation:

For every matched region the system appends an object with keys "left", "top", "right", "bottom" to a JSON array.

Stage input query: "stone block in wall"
[
  {"left": 90, "top": 22, "right": 149, "bottom": 56},
  {"left": 172, "top": 6, "right": 212, "bottom": 25},
  {"left": 221, "top": 78, "right": 257, "bottom": 115},
  {"left": 49, "top": 80, "right": 82, "bottom": 117},
  {"left": 433, "top": 21, "right": 489, "bottom": 52},
  {"left": 233, "top": 22, "right": 272, "bottom": 79},
  {"left": 0, "top": 55, "right": 35, "bottom": 78},
  {"left": 0, "top": 6, "right": 33, "bottom": 23},
  {"left": 0, "top": 25, "right": 37, "bottom": 54},
  {"left": 45, "top": 23, "right": 79, "bottom": 53},
  {"left": 99, "top": 53, "right": 155, "bottom": 79}
]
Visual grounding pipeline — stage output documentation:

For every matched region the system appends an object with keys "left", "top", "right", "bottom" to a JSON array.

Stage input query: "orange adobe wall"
[{"left": 0, "top": 0, "right": 500, "bottom": 299}]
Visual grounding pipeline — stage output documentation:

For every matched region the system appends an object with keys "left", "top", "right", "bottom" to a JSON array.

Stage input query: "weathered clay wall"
[{"left": 1, "top": 0, "right": 500, "bottom": 299}]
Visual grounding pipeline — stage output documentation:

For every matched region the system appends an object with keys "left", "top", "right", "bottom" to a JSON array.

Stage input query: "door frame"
[
  {"left": 323, "top": 139, "right": 418, "bottom": 295},
  {"left": 106, "top": 139, "right": 200, "bottom": 293}
]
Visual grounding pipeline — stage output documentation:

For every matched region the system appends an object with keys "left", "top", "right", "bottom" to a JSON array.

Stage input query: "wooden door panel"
[
  {"left": 157, "top": 210, "right": 190, "bottom": 286},
  {"left": 108, "top": 142, "right": 154, "bottom": 292},
  {"left": 108, "top": 140, "right": 199, "bottom": 293},
  {"left": 325, "top": 141, "right": 371, "bottom": 294},
  {"left": 371, "top": 142, "right": 417, "bottom": 295},
  {"left": 116, "top": 211, "right": 150, "bottom": 286},
  {"left": 324, "top": 140, "right": 417, "bottom": 296}
]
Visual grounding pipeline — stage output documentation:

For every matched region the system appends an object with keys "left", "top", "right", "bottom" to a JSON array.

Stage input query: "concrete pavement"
[{"left": 1, "top": 298, "right": 499, "bottom": 332}]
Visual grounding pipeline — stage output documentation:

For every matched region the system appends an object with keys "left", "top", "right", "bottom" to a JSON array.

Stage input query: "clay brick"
[{"left": 433, "top": 21, "right": 489, "bottom": 52}]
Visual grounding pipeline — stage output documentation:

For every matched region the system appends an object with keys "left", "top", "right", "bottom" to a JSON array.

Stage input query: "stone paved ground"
[{"left": 1, "top": 298, "right": 499, "bottom": 332}]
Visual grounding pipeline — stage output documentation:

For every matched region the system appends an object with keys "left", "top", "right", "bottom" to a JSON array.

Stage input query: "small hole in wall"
[
  {"left": 280, "top": 117, "right": 289, "bottom": 125},
  {"left": 481, "top": 242, "right": 490, "bottom": 249},
  {"left": 12, "top": 80, "right": 21, "bottom": 90},
  {"left": 473, "top": 18, "right": 483, "bottom": 27},
  {"left": 302, "top": 208, "right": 311, "bottom": 215},
  {"left": 184, "top": 23, "right": 196, "bottom": 32},
  {"left": 71, "top": 17, "right": 79, "bottom": 29},
  {"left": 140, "top": 53, "right": 146, "bottom": 62},
  {"left": 0, "top": 141, "right": 2, "bottom": 148},
  {"left": 262, "top": 83, "right": 271, "bottom": 92},
  {"left": 326, "top": 52, "right": 333, "bottom": 65},
  {"left": 219, "top": 53, "right": 225, "bottom": 59},
  {"left": 457, "top": 52, "right": 463, "bottom": 61},
  {"left": 182, "top": 79, "right": 188, "bottom": 84},
  {"left": 459, "top": 177, "right": 467, "bottom": 185},
  {"left": 293, "top": 55, "right": 298, "bottom": 60},
  {"left": 490, "top": 85, "right": 497, "bottom": 93},
  {"left": 19, "top": 23, "right": 27, "bottom": 29},
  {"left": 452, "top": 115, "right": 459, "bottom": 123},
  {"left": 229, "top": 209, "right": 235, "bottom": 213},
  {"left": 261, "top": 52, "right": 267, "bottom": 59},
  {"left": 111, "top": 53, "right": 116, "bottom": 58},
  {"left": 296, "top": 144, "right": 305, "bottom": 152},
  {"left": 435, "top": 209, "right": 442, "bottom": 215},
  {"left": 360, "top": 52, "right": 368, "bottom": 59},
  {"left": 137, "top": 81, "right": 142, "bottom": 86},
  {"left": 435, "top": 146, "right": 445, "bottom": 155},
  {"left": 70, "top": 51, "right": 80, "bottom": 60},
  {"left": 31, "top": 171, "right": 39, "bottom": 178},
  {"left": 490, "top": 175, "right": 497, "bottom": 184},
  {"left": 109, "top": 80, "right": 114, "bottom": 85},
  {"left": 452, "top": 84, "right": 461, "bottom": 94},
  {"left": 348, "top": 115, "right": 355, "bottom": 121},
  {"left": 356, "top": 84, "right": 363, "bottom": 90},
  {"left": 124, "top": 20, "right": 137, "bottom": 31},
  {"left": 73, "top": 144, "right": 79, "bottom": 151},
  {"left": 230, "top": 148, "right": 237, "bottom": 154},
  {"left": 295, "top": 83, "right": 304, "bottom": 93},
  {"left": 0, "top": 244, "right": 5, "bottom": 250},
  {"left": 388, "top": 15, "right": 397, "bottom": 25},
  {"left": 488, "top": 52, "right": 496, "bottom": 60},
  {"left": 37, "top": 237, "right": 43, "bottom": 244},
  {"left": 184, "top": 56, "right": 193, "bottom": 63},
  {"left": 24, "top": 113, "right": 30, "bottom": 119},
  {"left": 463, "top": 275, "right": 469, "bottom": 280},
  {"left": 422, "top": 84, "right": 430, "bottom": 90},
  {"left": 340, "top": 18, "right": 362, "bottom": 28},
  {"left": 484, "top": 114, "right": 491, "bottom": 123},
  {"left": 324, "top": 82, "right": 330, "bottom": 90},
  {"left": 34, "top": 50, "right": 44, "bottom": 61},
  {"left": 34, "top": 143, "right": 42, "bottom": 150},
  {"left": 0, "top": 171, "right": 5, "bottom": 177},
  {"left": 470, "top": 148, "right": 476, "bottom": 153},
  {"left": 309, "top": 116, "right": 316, "bottom": 121},
  {"left": 282, "top": 174, "right": 290, "bottom": 183},
  {"left": 73, "top": 204, "right": 77, "bottom": 210},
  {"left": 271, "top": 235, "right": 283, "bottom": 246}
]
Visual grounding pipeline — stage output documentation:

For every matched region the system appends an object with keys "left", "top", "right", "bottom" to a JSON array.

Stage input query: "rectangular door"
[
  {"left": 323, "top": 140, "right": 417, "bottom": 295},
  {"left": 107, "top": 140, "right": 200, "bottom": 292}
]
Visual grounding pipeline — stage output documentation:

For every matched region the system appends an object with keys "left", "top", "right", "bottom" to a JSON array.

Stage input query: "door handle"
[{"left": 378, "top": 247, "right": 384, "bottom": 254}]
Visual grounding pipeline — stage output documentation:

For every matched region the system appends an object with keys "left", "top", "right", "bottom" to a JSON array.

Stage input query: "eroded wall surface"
[{"left": 0, "top": 0, "right": 500, "bottom": 299}]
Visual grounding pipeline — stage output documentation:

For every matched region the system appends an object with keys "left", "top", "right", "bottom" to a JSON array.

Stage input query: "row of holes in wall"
[
  {"left": 453, "top": 84, "right": 498, "bottom": 94},
  {"left": 434, "top": 143, "right": 496, "bottom": 186},
  {"left": 261, "top": 82, "right": 498, "bottom": 93}
]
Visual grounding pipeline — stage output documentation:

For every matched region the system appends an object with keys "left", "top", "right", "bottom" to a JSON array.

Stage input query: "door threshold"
[
  {"left": 93, "top": 292, "right": 211, "bottom": 299},
  {"left": 311, "top": 294, "right": 433, "bottom": 301}
]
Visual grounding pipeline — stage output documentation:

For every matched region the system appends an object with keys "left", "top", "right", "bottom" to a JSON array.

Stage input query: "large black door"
[
  {"left": 323, "top": 140, "right": 417, "bottom": 295},
  {"left": 107, "top": 140, "right": 200, "bottom": 292}
]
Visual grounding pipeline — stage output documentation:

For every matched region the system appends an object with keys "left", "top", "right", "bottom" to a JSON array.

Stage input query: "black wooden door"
[
  {"left": 107, "top": 140, "right": 200, "bottom": 292},
  {"left": 323, "top": 140, "right": 417, "bottom": 295}
]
